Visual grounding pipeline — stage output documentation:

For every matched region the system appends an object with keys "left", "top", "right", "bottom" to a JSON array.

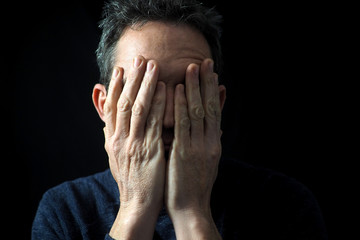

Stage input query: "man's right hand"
[{"left": 103, "top": 56, "right": 166, "bottom": 239}]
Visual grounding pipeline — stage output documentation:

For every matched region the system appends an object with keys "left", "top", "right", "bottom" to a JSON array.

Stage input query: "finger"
[
  {"left": 174, "top": 84, "right": 190, "bottom": 144},
  {"left": 145, "top": 81, "right": 166, "bottom": 140},
  {"left": 104, "top": 67, "right": 124, "bottom": 137},
  {"left": 115, "top": 56, "right": 146, "bottom": 138},
  {"left": 199, "top": 59, "right": 221, "bottom": 138},
  {"left": 185, "top": 64, "right": 204, "bottom": 142},
  {"left": 130, "top": 60, "right": 160, "bottom": 139}
]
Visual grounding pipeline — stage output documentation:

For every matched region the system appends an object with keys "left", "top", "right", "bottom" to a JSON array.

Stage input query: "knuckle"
[
  {"left": 118, "top": 96, "right": 132, "bottom": 112},
  {"left": 132, "top": 102, "right": 144, "bottom": 116},
  {"left": 104, "top": 136, "right": 121, "bottom": 159},
  {"left": 190, "top": 105, "right": 205, "bottom": 120},
  {"left": 209, "top": 143, "right": 222, "bottom": 160},
  {"left": 180, "top": 116, "right": 191, "bottom": 129},
  {"left": 206, "top": 98, "right": 216, "bottom": 116}
]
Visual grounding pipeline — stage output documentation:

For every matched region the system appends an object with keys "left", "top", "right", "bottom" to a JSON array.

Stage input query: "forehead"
[{"left": 115, "top": 21, "right": 211, "bottom": 82}]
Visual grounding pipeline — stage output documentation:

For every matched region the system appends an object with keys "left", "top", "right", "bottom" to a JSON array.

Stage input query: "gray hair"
[{"left": 96, "top": 0, "right": 223, "bottom": 89}]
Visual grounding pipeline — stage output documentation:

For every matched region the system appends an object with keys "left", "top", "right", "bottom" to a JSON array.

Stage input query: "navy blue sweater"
[{"left": 32, "top": 158, "right": 327, "bottom": 239}]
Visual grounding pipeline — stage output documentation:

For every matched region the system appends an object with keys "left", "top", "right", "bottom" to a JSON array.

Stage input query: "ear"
[
  {"left": 218, "top": 85, "right": 226, "bottom": 111},
  {"left": 92, "top": 84, "right": 107, "bottom": 122}
]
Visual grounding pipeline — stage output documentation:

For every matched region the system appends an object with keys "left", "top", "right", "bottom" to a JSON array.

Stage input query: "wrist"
[
  {"left": 169, "top": 208, "right": 221, "bottom": 240},
  {"left": 110, "top": 202, "right": 161, "bottom": 240}
]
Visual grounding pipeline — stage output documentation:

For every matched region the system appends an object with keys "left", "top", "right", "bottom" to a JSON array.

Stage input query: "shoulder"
[
  {"left": 43, "top": 169, "right": 118, "bottom": 209},
  {"left": 32, "top": 169, "right": 118, "bottom": 239}
]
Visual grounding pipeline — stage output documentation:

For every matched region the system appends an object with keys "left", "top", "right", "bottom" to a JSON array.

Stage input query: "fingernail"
[
  {"left": 193, "top": 65, "right": 199, "bottom": 77},
  {"left": 112, "top": 68, "right": 119, "bottom": 79},
  {"left": 209, "top": 60, "right": 214, "bottom": 72},
  {"left": 147, "top": 61, "right": 154, "bottom": 72},
  {"left": 133, "top": 56, "right": 142, "bottom": 68}
]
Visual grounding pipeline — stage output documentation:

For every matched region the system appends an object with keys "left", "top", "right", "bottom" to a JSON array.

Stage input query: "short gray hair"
[{"left": 96, "top": 0, "right": 223, "bottom": 89}]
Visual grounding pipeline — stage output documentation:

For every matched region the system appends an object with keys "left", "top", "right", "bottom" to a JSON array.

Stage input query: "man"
[{"left": 32, "top": 0, "right": 327, "bottom": 239}]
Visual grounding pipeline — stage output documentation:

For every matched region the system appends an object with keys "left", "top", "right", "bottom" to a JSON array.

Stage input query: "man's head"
[
  {"left": 96, "top": 0, "right": 223, "bottom": 90},
  {"left": 93, "top": 0, "right": 226, "bottom": 150}
]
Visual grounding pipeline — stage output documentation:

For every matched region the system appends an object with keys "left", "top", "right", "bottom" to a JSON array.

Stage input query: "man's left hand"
[{"left": 165, "top": 59, "right": 223, "bottom": 239}]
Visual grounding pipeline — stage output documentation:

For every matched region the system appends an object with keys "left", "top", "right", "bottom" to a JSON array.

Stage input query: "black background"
[{"left": 7, "top": 0, "right": 352, "bottom": 238}]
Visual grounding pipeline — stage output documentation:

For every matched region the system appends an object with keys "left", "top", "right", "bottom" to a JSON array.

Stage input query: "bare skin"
[{"left": 93, "top": 21, "right": 226, "bottom": 240}]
